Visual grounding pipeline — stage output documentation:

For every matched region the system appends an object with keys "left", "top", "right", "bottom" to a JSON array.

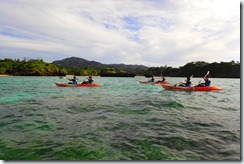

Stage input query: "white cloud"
[{"left": 0, "top": 0, "right": 240, "bottom": 67}]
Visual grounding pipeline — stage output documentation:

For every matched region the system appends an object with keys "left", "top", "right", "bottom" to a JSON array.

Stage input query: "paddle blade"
[{"left": 205, "top": 71, "right": 210, "bottom": 77}]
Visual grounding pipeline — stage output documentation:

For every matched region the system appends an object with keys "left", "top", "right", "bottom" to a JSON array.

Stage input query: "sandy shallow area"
[{"left": 0, "top": 74, "right": 11, "bottom": 76}]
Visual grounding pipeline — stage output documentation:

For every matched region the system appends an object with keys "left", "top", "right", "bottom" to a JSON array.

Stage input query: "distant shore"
[
  {"left": 0, "top": 74, "right": 240, "bottom": 78},
  {"left": 0, "top": 74, "right": 11, "bottom": 76}
]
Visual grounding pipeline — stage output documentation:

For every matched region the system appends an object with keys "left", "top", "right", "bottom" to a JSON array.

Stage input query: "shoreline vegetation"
[
  {"left": 0, "top": 74, "right": 11, "bottom": 76},
  {"left": 0, "top": 57, "right": 240, "bottom": 78}
]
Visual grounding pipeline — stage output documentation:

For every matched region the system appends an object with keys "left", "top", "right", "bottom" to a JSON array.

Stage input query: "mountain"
[
  {"left": 52, "top": 57, "right": 149, "bottom": 71},
  {"left": 52, "top": 57, "right": 104, "bottom": 68}
]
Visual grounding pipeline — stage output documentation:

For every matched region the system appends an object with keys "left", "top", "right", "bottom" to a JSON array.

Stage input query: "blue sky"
[{"left": 0, "top": 0, "right": 240, "bottom": 67}]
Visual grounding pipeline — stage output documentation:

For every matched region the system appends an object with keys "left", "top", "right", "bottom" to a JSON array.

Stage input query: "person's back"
[
  {"left": 69, "top": 76, "right": 77, "bottom": 84},
  {"left": 185, "top": 81, "right": 191, "bottom": 87},
  {"left": 204, "top": 76, "right": 211, "bottom": 86},
  {"left": 83, "top": 76, "right": 93, "bottom": 84},
  {"left": 87, "top": 76, "right": 93, "bottom": 84},
  {"left": 184, "top": 77, "right": 191, "bottom": 87}
]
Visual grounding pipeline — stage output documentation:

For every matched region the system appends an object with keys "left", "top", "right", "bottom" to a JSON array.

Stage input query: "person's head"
[
  {"left": 74, "top": 75, "right": 76, "bottom": 79},
  {"left": 187, "top": 77, "right": 190, "bottom": 81},
  {"left": 89, "top": 76, "right": 92, "bottom": 79}
]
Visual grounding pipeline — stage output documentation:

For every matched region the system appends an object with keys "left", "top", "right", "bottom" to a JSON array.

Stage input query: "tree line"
[
  {"left": 145, "top": 61, "right": 240, "bottom": 78},
  {"left": 0, "top": 58, "right": 240, "bottom": 78}
]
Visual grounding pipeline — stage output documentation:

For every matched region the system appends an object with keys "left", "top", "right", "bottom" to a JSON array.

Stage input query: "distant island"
[{"left": 0, "top": 57, "right": 240, "bottom": 78}]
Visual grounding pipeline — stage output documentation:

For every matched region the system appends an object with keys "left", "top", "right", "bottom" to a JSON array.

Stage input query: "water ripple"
[{"left": 0, "top": 77, "right": 240, "bottom": 160}]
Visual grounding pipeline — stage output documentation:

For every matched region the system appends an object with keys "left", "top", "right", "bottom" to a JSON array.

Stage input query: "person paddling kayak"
[
  {"left": 162, "top": 76, "right": 166, "bottom": 82},
  {"left": 148, "top": 76, "right": 154, "bottom": 82},
  {"left": 82, "top": 76, "right": 93, "bottom": 84},
  {"left": 157, "top": 76, "right": 166, "bottom": 82},
  {"left": 68, "top": 75, "right": 78, "bottom": 84},
  {"left": 197, "top": 71, "right": 211, "bottom": 86},
  {"left": 178, "top": 76, "right": 192, "bottom": 87}
]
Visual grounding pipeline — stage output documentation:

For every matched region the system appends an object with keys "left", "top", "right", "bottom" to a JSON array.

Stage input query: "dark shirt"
[
  {"left": 185, "top": 81, "right": 191, "bottom": 87},
  {"left": 69, "top": 78, "right": 77, "bottom": 84},
  {"left": 87, "top": 79, "right": 93, "bottom": 84},
  {"left": 204, "top": 79, "right": 211, "bottom": 86}
]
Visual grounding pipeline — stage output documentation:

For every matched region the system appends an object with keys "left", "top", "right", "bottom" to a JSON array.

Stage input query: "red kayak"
[
  {"left": 140, "top": 81, "right": 171, "bottom": 84},
  {"left": 162, "top": 83, "right": 222, "bottom": 91},
  {"left": 55, "top": 82, "right": 101, "bottom": 87}
]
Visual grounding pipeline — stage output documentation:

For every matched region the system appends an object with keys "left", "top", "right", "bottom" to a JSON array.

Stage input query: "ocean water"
[{"left": 0, "top": 76, "right": 240, "bottom": 160}]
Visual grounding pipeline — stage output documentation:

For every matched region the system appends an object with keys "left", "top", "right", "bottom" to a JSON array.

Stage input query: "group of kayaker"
[
  {"left": 175, "top": 71, "right": 211, "bottom": 87},
  {"left": 177, "top": 75, "right": 210, "bottom": 87},
  {"left": 68, "top": 76, "right": 93, "bottom": 85},
  {"left": 146, "top": 71, "right": 211, "bottom": 87},
  {"left": 148, "top": 76, "right": 166, "bottom": 83},
  {"left": 67, "top": 71, "right": 211, "bottom": 87},
  {"left": 57, "top": 71, "right": 221, "bottom": 90}
]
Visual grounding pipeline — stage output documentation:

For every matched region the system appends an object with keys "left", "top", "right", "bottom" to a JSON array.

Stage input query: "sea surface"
[{"left": 0, "top": 76, "right": 240, "bottom": 160}]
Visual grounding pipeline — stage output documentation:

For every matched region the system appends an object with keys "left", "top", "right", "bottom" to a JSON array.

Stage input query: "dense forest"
[
  {"left": 0, "top": 58, "right": 64, "bottom": 76},
  {"left": 0, "top": 58, "right": 98, "bottom": 76},
  {"left": 0, "top": 58, "right": 240, "bottom": 78},
  {"left": 145, "top": 61, "right": 240, "bottom": 78}
]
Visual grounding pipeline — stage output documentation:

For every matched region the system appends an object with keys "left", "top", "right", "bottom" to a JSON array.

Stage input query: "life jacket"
[
  {"left": 205, "top": 80, "right": 211, "bottom": 86},
  {"left": 185, "top": 81, "right": 191, "bottom": 87},
  {"left": 87, "top": 79, "right": 93, "bottom": 84}
]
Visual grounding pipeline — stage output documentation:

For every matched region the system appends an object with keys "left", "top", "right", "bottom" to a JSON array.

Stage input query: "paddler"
[
  {"left": 68, "top": 75, "right": 78, "bottom": 84},
  {"left": 162, "top": 76, "right": 166, "bottom": 82},
  {"left": 156, "top": 76, "right": 166, "bottom": 82},
  {"left": 179, "top": 76, "right": 191, "bottom": 87},
  {"left": 199, "top": 74, "right": 211, "bottom": 86},
  {"left": 82, "top": 76, "right": 93, "bottom": 84},
  {"left": 148, "top": 76, "right": 154, "bottom": 82}
]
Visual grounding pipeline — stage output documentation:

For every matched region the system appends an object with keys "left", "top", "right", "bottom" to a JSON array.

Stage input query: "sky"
[{"left": 0, "top": 0, "right": 240, "bottom": 67}]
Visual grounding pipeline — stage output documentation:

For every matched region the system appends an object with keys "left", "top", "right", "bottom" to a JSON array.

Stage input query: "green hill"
[{"left": 0, "top": 57, "right": 240, "bottom": 78}]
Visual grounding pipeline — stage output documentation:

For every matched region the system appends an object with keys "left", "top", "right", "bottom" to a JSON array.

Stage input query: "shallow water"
[{"left": 0, "top": 76, "right": 240, "bottom": 160}]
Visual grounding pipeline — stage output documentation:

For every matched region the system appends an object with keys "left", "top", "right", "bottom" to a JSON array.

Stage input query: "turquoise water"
[{"left": 0, "top": 76, "right": 240, "bottom": 160}]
